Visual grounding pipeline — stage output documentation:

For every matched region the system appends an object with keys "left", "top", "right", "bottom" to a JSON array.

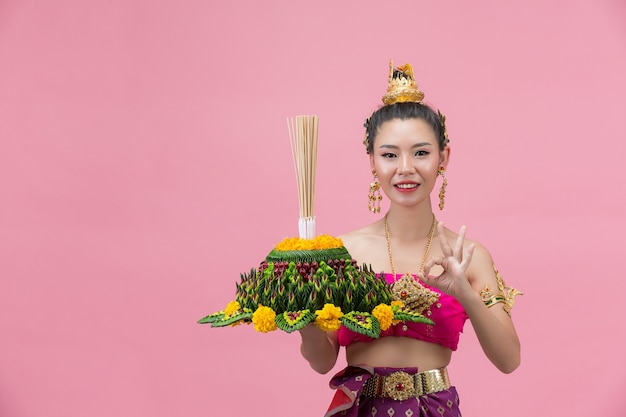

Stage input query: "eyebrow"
[{"left": 378, "top": 142, "right": 434, "bottom": 149}]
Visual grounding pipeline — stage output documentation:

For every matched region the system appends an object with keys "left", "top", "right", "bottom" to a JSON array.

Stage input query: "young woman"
[{"left": 299, "top": 62, "right": 521, "bottom": 417}]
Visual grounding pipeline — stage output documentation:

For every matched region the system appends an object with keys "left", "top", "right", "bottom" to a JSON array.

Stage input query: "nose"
[{"left": 398, "top": 154, "right": 413, "bottom": 174}]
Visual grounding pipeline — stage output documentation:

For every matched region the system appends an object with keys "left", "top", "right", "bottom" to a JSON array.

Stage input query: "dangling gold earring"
[
  {"left": 438, "top": 167, "right": 447, "bottom": 210},
  {"left": 368, "top": 169, "right": 382, "bottom": 213}
]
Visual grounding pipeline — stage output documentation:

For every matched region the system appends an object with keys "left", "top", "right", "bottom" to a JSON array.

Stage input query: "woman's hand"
[
  {"left": 298, "top": 324, "right": 340, "bottom": 374},
  {"left": 418, "top": 222, "right": 475, "bottom": 301},
  {"left": 421, "top": 223, "right": 522, "bottom": 373}
]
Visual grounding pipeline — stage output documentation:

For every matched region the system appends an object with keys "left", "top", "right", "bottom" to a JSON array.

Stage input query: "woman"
[{"left": 299, "top": 61, "right": 521, "bottom": 417}]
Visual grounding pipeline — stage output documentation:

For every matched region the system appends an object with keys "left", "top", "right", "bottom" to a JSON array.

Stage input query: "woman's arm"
[
  {"left": 298, "top": 325, "right": 340, "bottom": 374},
  {"left": 458, "top": 244, "right": 521, "bottom": 373},
  {"left": 421, "top": 223, "right": 521, "bottom": 374}
]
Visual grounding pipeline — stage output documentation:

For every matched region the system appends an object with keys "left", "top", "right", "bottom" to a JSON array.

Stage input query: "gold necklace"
[
  {"left": 384, "top": 213, "right": 436, "bottom": 275},
  {"left": 384, "top": 213, "right": 440, "bottom": 315}
]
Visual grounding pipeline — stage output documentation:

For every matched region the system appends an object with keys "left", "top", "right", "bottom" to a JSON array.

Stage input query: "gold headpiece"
[
  {"left": 382, "top": 60, "right": 425, "bottom": 105},
  {"left": 363, "top": 60, "right": 449, "bottom": 153}
]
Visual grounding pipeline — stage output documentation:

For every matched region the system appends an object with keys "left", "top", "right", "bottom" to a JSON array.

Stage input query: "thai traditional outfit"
[
  {"left": 326, "top": 273, "right": 468, "bottom": 417},
  {"left": 325, "top": 366, "right": 461, "bottom": 417}
]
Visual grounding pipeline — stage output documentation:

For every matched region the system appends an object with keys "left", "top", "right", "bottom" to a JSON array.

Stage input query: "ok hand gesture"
[{"left": 418, "top": 223, "right": 475, "bottom": 300}]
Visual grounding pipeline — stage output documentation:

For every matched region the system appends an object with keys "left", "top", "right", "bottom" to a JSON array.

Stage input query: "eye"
[
  {"left": 415, "top": 150, "right": 430, "bottom": 156},
  {"left": 381, "top": 152, "right": 397, "bottom": 159}
]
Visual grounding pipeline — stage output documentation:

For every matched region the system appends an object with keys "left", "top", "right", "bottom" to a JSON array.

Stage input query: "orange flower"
[
  {"left": 314, "top": 304, "right": 343, "bottom": 331},
  {"left": 372, "top": 304, "right": 394, "bottom": 331},
  {"left": 252, "top": 305, "right": 277, "bottom": 333},
  {"left": 274, "top": 235, "right": 344, "bottom": 251},
  {"left": 224, "top": 301, "right": 240, "bottom": 316}
]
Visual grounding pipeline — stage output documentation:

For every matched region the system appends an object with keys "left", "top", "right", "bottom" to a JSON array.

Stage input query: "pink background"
[{"left": 1, "top": 1, "right": 625, "bottom": 416}]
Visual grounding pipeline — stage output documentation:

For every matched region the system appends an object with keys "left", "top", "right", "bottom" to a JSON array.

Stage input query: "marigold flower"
[
  {"left": 274, "top": 235, "right": 344, "bottom": 251},
  {"left": 372, "top": 303, "right": 394, "bottom": 331},
  {"left": 252, "top": 305, "right": 277, "bottom": 333},
  {"left": 313, "top": 234, "right": 343, "bottom": 249},
  {"left": 314, "top": 303, "right": 343, "bottom": 331},
  {"left": 224, "top": 301, "right": 241, "bottom": 316}
]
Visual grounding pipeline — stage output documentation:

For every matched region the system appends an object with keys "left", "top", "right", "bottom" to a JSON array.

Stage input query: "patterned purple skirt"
[{"left": 325, "top": 366, "right": 461, "bottom": 417}]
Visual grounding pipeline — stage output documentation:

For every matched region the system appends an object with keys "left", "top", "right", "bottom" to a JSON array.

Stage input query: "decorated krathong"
[
  {"left": 198, "top": 113, "right": 434, "bottom": 337},
  {"left": 198, "top": 235, "right": 433, "bottom": 337}
]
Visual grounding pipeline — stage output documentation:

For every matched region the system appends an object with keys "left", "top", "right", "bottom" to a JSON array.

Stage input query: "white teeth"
[{"left": 396, "top": 184, "right": 417, "bottom": 189}]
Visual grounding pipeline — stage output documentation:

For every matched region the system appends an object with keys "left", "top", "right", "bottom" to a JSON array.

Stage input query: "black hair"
[{"left": 364, "top": 102, "right": 447, "bottom": 154}]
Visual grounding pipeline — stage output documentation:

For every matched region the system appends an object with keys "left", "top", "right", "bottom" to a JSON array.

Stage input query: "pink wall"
[{"left": 1, "top": 1, "right": 625, "bottom": 416}]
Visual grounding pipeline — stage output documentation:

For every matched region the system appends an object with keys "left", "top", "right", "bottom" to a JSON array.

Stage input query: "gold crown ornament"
[
  {"left": 382, "top": 60, "right": 425, "bottom": 105},
  {"left": 363, "top": 60, "right": 450, "bottom": 153}
]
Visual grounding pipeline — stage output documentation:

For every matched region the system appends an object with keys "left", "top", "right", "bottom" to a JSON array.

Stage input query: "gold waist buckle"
[{"left": 361, "top": 367, "right": 451, "bottom": 401}]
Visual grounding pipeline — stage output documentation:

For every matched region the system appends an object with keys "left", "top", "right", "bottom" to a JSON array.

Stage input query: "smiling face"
[{"left": 370, "top": 118, "right": 449, "bottom": 208}]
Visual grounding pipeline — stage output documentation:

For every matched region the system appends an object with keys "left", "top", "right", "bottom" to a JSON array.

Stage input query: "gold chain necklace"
[
  {"left": 384, "top": 213, "right": 440, "bottom": 315},
  {"left": 384, "top": 213, "right": 436, "bottom": 276}
]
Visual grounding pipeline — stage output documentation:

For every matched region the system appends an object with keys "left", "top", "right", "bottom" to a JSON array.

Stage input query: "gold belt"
[{"left": 361, "top": 367, "right": 451, "bottom": 401}]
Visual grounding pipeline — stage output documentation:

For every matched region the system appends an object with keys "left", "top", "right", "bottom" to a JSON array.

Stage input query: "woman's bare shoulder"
[
  {"left": 439, "top": 224, "right": 486, "bottom": 254},
  {"left": 339, "top": 223, "right": 379, "bottom": 247},
  {"left": 338, "top": 222, "right": 386, "bottom": 264}
]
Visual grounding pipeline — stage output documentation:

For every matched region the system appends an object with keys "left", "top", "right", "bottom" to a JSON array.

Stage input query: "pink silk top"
[{"left": 337, "top": 273, "right": 468, "bottom": 351}]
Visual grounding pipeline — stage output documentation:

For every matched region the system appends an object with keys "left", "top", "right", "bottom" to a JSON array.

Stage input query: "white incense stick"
[{"left": 287, "top": 115, "right": 319, "bottom": 239}]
